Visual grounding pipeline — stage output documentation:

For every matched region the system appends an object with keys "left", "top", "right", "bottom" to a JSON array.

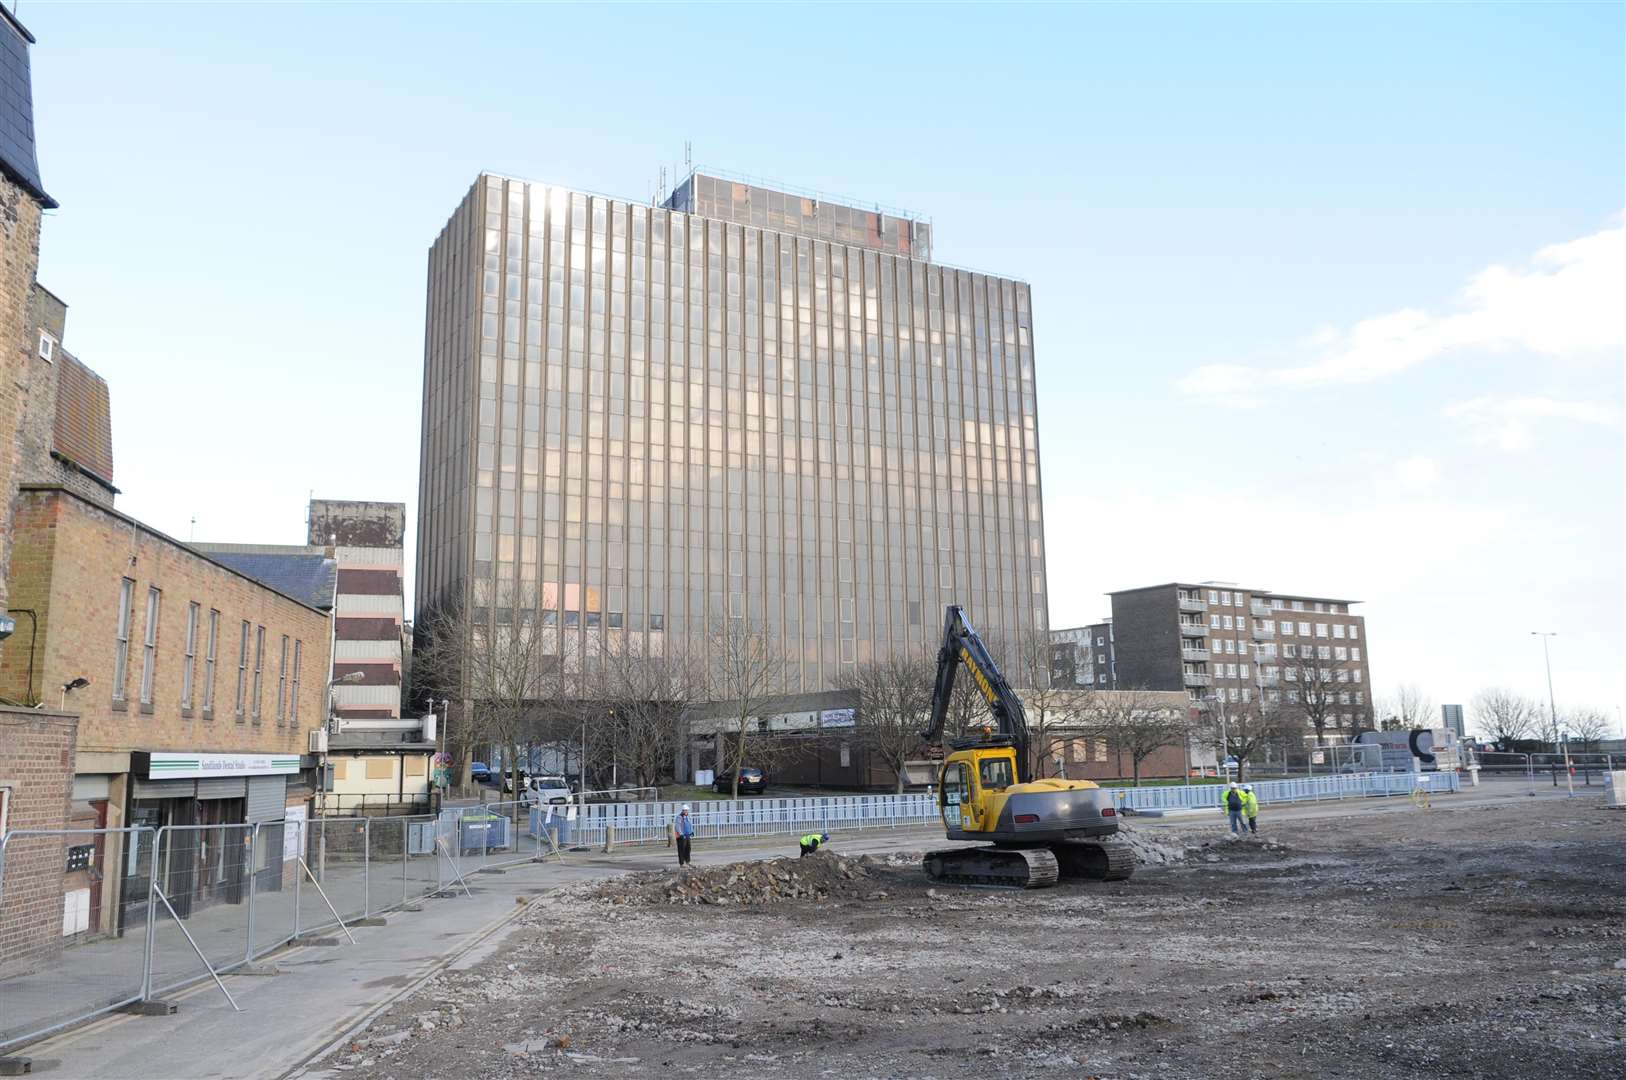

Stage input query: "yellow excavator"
[{"left": 921, "top": 605, "right": 1134, "bottom": 888}]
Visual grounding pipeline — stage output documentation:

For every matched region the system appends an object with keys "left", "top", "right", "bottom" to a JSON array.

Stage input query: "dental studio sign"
[{"left": 143, "top": 752, "right": 302, "bottom": 779}]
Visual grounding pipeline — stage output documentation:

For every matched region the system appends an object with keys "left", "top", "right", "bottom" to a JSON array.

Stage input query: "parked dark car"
[
  {"left": 470, "top": 761, "right": 491, "bottom": 783},
  {"left": 713, "top": 767, "right": 767, "bottom": 795}
]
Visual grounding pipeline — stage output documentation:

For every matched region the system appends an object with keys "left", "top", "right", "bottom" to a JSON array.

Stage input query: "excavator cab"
[{"left": 921, "top": 606, "right": 1135, "bottom": 888}]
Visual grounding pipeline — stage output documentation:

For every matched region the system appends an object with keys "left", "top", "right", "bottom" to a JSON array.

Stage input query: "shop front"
[{"left": 122, "top": 752, "right": 301, "bottom": 926}]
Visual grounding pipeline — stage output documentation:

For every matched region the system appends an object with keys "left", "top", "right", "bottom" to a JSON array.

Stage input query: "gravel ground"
[{"left": 319, "top": 799, "right": 1626, "bottom": 1079}]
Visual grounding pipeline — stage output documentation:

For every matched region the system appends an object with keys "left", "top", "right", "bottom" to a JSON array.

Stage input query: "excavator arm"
[{"left": 921, "top": 605, "right": 1034, "bottom": 783}]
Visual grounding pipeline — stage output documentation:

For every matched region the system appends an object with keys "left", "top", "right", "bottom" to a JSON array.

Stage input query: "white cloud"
[
  {"left": 1441, "top": 394, "right": 1621, "bottom": 452},
  {"left": 1178, "top": 220, "right": 1626, "bottom": 404},
  {"left": 1391, "top": 454, "right": 1441, "bottom": 491}
]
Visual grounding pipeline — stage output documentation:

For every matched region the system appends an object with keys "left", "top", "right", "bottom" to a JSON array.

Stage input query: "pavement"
[{"left": 5, "top": 780, "right": 1607, "bottom": 1080}]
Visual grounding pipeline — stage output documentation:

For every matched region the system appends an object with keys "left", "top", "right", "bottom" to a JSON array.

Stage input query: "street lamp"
[
  {"left": 1531, "top": 631, "right": 1570, "bottom": 797},
  {"left": 326, "top": 670, "right": 366, "bottom": 731},
  {"left": 60, "top": 676, "right": 90, "bottom": 710}
]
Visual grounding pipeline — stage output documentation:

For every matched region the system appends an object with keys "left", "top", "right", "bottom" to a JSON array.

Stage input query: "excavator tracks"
[
  {"left": 1051, "top": 837, "right": 1136, "bottom": 882},
  {"left": 923, "top": 846, "right": 1060, "bottom": 889},
  {"left": 923, "top": 838, "right": 1135, "bottom": 889}
]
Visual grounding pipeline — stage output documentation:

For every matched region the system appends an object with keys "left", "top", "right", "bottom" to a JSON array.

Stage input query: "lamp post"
[
  {"left": 60, "top": 676, "right": 90, "bottom": 710},
  {"left": 1531, "top": 632, "right": 1570, "bottom": 797}
]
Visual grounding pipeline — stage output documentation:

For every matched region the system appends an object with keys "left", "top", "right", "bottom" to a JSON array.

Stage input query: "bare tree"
[
  {"left": 1565, "top": 707, "right": 1612, "bottom": 753},
  {"left": 1005, "top": 628, "right": 1085, "bottom": 779},
  {"left": 1283, "top": 656, "right": 1355, "bottom": 745},
  {"left": 1471, "top": 687, "right": 1538, "bottom": 746},
  {"left": 581, "top": 633, "right": 701, "bottom": 791},
  {"left": 1379, "top": 683, "right": 1436, "bottom": 732},
  {"left": 1207, "top": 696, "right": 1292, "bottom": 782},
  {"left": 841, "top": 648, "right": 935, "bottom": 793},
  {"left": 413, "top": 585, "right": 562, "bottom": 797},
  {"left": 1081, "top": 687, "right": 1192, "bottom": 786},
  {"left": 708, "top": 618, "right": 789, "bottom": 798}
]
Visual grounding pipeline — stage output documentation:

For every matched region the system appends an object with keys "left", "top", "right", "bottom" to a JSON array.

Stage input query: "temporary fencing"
[
  {"left": 1107, "top": 769, "right": 1461, "bottom": 813},
  {"left": 1, "top": 772, "right": 1463, "bottom": 1055},
  {"left": 0, "top": 811, "right": 488, "bottom": 1056}
]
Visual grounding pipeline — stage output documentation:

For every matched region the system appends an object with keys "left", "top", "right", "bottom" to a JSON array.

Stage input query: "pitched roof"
[
  {"left": 52, "top": 352, "right": 114, "bottom": 490},
  {"left": 0, "top": 8, "right": 55, "bottom": 208},
  {"left": 191, "top": 545, "right": 338, "bottom": 611}
]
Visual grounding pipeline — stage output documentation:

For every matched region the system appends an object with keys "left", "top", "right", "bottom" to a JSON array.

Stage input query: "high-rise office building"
[{"left": 417, "top": 171, "right": 1047, "bottom": 691}]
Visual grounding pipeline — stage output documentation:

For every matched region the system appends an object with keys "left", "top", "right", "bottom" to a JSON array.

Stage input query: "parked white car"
[{"left": 526, "top": 775, "right": 573, "bottom": 805}]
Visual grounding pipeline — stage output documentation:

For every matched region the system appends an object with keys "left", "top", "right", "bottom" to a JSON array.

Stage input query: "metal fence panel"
[
  {"left": 147, "top": 823, "right": 256, "bottom": 997},
  {"left": 0, "top": 827, "right": 154, "bottom": 1051},
  {"left": 298, "top": 817, "right": 369, "bottom": 935}
]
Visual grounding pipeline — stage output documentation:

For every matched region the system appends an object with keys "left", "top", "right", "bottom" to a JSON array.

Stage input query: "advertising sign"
[
  {"left": 144, "top": 752, "right": 302, "bottom": 779},
  {"left": 820, "top": 708, "right": 857, "bottom": 728}
]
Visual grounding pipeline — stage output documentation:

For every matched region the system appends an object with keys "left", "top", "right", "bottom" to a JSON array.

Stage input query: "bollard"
[{"left": 603, "top": 824, "right": 615, "bottom": 853}]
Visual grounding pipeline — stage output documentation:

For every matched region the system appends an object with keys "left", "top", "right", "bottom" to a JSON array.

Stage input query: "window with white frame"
[
  {"left": 1241, "top": 688, "right": 1251, "bottom": 702},
  {"left": 181, "top": 602, "right": 199, "bottom": 709},
  {"left": 1349, "top": 625, "right": 1359, "bottom": 640},
  {"left": 1352, "top": 670, "right": 1362, "bottom": 683},
  {"left": 251, "top": 627, "right": 265, "bottom": 721},
  {"left": 113, "top": 578, "right": 135, "bottom": 701},
  {"left": 204, "top": 610, "right": 219, "bottom": 712},
  {"left": 1239, "top": 663, "right": 1249, "bottom": 678},
  {"left": 138, "top": 587, "right": 161, "bottom": 706},
  {"left": 1320, "top": 667, "right": 1332, "bottom": 681},
  {"left": 1354, "top": 691, "right": 1364, "bottom": 704},
  {"left": 1334, "top": 647, "right": 1347, "bottom": 661},
  {"left": 1351, "top": 648, "right": 1361, "bottom": 661},
  {"left": 1318, "top": 645, "right": 1331, "bottom": 660},
  {"left": 1298, "top": 621, "right": 1310, "bottom": 636},
  {"left": 1333, "top": 624, "right": 1345, "bottom": 639},
  {"left": 1220, "top": 591, "right": 1231, "bottom": 604},
  {"left": 1228, "top": 687, "right": 1240, "bottom": 702},
  {"left": 1285, "top": 667, "right": 1297, "bottom": 681},
  {"left": 1287, "top": 689, "right": 1300, "bottom": 703},
  {"left": 1293, "top": 600, "right": 1305, "bottom": 611},
  {"left": 291, "top": 640, "right": 302, "bottom": 722},
  {"left": 1336, "top": 669, "right": 1349, "bottom": 683},
  {"left": 38, "top": 332, "right": 55, "bottom": 362},
  {"left": 1316, "top": 623, "right": 1329, "bottom": 637},
  {"left": 1210, "top": 614, "right": 1220, "bottom": 628},
  {"left": 276, "top": 635, "right": 289, "bottom": 725},
  {"left": 236, "top": 621, "right": 250, "bottom": 717},
  {"left": 1208, "top": 590, "right": 1218, "bottom": 603},
  {"left": 1222, "top": 615, "right": 1233, "bottom": 629}
]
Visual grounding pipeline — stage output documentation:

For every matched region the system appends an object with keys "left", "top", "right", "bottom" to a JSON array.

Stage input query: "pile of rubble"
[
  {"left": 596, "top": 852, "right": 912, "bottom": 907},
  {"left": 1113, "top": 826, "right": 1187, "bottom": 867}
]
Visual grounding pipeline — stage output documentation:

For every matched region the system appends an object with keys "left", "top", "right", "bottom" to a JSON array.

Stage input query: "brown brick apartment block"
[{"left": 1107, "top": 582, "right": 1374, "bottom": 733}]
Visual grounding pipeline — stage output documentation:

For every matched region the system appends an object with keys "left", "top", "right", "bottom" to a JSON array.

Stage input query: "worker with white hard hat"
[
  {"left": 1240, "top": 785, "right": 1260, "bottom": 835},
  {"left": 1222, "top": 782, "right": 1246, "bottom": 836},
  {"left": 674, "top": 804, "right": 695, "bottom": 867}
]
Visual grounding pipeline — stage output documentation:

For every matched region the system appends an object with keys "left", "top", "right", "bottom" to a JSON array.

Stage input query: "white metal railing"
[
  {"left": 553, "top": 794, "right": 939, "bottom": 847},
  {"left": 1179, "top": 622, "right": 1209, "bottom": 636},
  {"left": 1178, "top": 598, "right": 1207, "bottom": 612},
  {"left": 1181, "top": 648, "right": 1211, "bottom": 660},
  {"left": 1108, "top": 770, "right": 1459, "bottom": 812}
]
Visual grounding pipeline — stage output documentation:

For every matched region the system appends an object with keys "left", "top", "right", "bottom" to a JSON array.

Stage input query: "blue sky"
[{"left": 23, "top": 2, "right": 1624, "bottom": 732}]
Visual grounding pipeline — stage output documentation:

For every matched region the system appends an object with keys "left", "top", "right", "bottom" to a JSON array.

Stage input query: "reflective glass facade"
[{"left": 417, "top": 173, "right": 1047, "bottom": 692}]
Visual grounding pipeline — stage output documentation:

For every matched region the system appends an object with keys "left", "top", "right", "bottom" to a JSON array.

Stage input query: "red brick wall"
[{"left": 0, "top": 706, "right": 77, "bottom": 978}]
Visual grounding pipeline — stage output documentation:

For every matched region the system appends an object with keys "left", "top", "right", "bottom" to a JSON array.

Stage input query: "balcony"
[
  {"left": 1178, "top": 597, "right": 1207, "bottom": 613},
  {"left": 1251, "top": 603, "right": 1272, "bottom": 617},
  {"left": 1258, "top": 675, "right": 1280, "bottom": 687},
  {"left": 1251, "top": 623, "right": 1273, "bottom": 640},
  {"left": 1179, "top": 621, "right": 1209, "bottom": 637},
  {"left": 1181, "top": 647, "right": 1211, "bottom": 661},
  {"left": 1183, "top": 672, "right": 1212, "bottom": 687}
]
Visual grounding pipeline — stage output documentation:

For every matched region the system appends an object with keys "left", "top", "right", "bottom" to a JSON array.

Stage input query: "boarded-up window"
[
  {"left": 365, "top": 758, "right": 395, "bottom": 780},
  {"left": 403, "top": 756, "right": 427, "bottom": 778},
  {"left": 1094, "top": 740, "right": 1108, "bottom": 763},
  {"left": 1070, "top": 738, "right": 1086, "bottom": 763},
  {"left": 332, "top": 760, "right": 350, "bottom": 781}
]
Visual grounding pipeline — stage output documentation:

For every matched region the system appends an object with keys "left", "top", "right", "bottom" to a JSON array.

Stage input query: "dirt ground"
[{"left": 326, "top": 799, "right": 1626, "bottom": 1079}]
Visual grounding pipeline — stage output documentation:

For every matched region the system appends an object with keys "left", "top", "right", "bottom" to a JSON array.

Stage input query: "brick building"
[
  {"left": 1108, "top": 582, "right": 1374, "bottom": 735},
  {"left": 0, "top": 485, "right": 333, "bottom": 937},
  {"left": 0, "top": 707, "right": 77, "bottom": 978},
  {"left": 1050, "top": 619, "right": 1115, "bottom": 689},
  {"left": 0, "top": 7, "right": 57, "bottom": 623}
]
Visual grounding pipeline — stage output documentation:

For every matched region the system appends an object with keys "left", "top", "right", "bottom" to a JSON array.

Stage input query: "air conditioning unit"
[{"left": 308, "top": 728, "right": 328, "bottom": 754}]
